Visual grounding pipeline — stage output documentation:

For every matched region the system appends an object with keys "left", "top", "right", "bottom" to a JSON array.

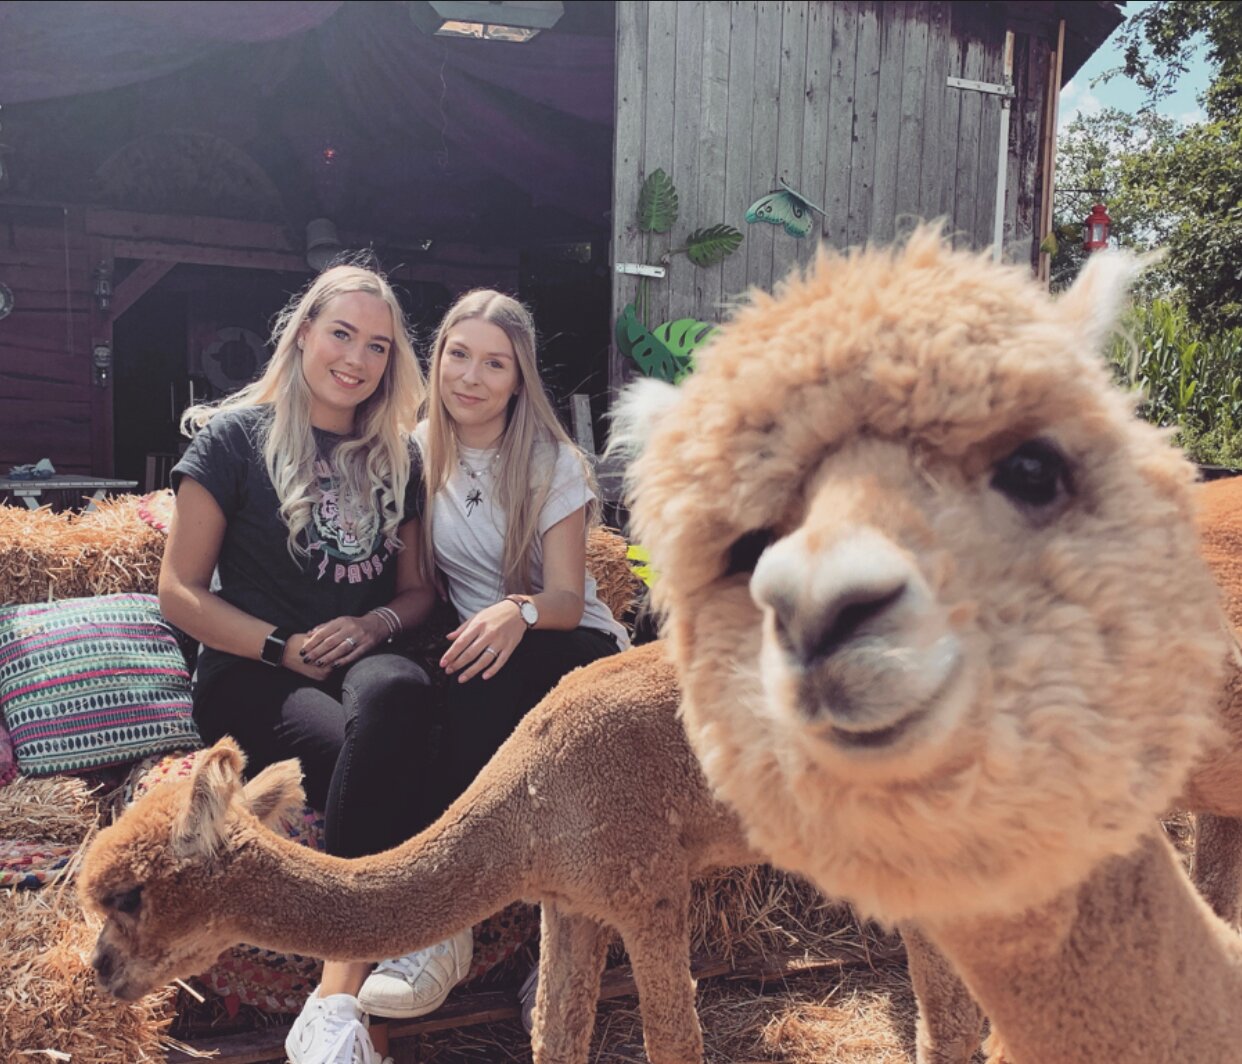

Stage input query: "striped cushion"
[{"left": 0, "top": 594, "right": 201, "bottom": 776}]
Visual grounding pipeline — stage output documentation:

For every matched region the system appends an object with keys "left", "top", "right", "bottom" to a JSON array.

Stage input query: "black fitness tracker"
[{"left": 261, "top": 627, "right": 293, "bottom": 667}]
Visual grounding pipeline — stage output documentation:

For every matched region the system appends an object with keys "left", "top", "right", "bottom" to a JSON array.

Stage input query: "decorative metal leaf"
[
  {"left": 638, "top": 169, "right": 679, "bottom": 234},
  {"left": 685, "top": 224, "right": 743, "bottom": 267},
  {"left": 651, "top": 318, "right": 717, "bottom": 372},
  {"left": 615, "top": 304, "right": 683, "bottom": 381},
  {"left": 1038, "top": 231, "right": 1059, "bottom": 256}
]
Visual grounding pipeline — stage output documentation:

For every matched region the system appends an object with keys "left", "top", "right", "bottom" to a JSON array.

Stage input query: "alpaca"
[
  {"left": 620, "top": 227, "right": 1242, "bottom": 1063},
  {"left": 79, "top": 642, "right": 758, "bottom": 1064}
]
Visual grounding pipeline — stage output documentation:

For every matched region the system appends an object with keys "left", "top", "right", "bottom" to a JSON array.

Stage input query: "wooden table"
[{"left": 0, "top": 474, "right": 139, "bottom": 511}]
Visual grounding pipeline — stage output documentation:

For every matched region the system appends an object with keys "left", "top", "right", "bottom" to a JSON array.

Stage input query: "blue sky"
[{"left": 1060, "top": 1, "right": 1212, "bottom": 130}]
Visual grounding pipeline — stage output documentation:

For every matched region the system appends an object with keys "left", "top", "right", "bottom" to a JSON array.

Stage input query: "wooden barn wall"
[
  {"left": 0, "top": 208, "right": 108, "bottom": 476},
  {"left": 611, "top": 0, "right": 1052, "bottom": 390}
]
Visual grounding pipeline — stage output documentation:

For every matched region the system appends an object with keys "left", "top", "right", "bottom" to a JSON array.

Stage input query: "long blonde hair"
[
  {"left": 421, "top": 289, "right": 596, "bottom": 593},
  {"left": 182, "top": 264, "right": 426, "bottom": 558}
]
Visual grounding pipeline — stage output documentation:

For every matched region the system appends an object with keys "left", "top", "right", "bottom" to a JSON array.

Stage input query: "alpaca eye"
[
  {"left": 724, "top": 528, "right": 775, "bottom": 577},
  {"left": 108, "top": 886, "right": 143, "bottom": 915},
  {"left": 991, "top": 440, "right": 1073, "bottom": 509}
]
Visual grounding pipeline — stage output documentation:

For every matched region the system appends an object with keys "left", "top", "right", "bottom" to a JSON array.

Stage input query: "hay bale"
[
  {"left": 0, "top": 776, "right": 100, "bottom": 846},
  {"left": 0, "top": 496, "right": 165, "bottom": 606},
  {"left": 1, "top": 882, "right": 177, "bottom": 1063},
  {"left": 586, "top": 526, "right": 643, "bottom": 622}
]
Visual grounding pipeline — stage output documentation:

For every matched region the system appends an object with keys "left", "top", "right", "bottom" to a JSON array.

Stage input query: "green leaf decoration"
[
  {"left": 651, "top": 318, "right": 717, "bottom": 376},
  {"left": 615, "top": 304, "right": 683, "bottom": 381},
  {"left": 626, "top": 543, "right": 656, "bottom": 587},
  {"left": 685, "top": 224, "right": 743, "bottom": 267},
  {"left": 1038, "top": 231, "right": 1059, "bottom": 256},
  {"left": 638, "top": 169, "right": 679, "bottom": 234}
]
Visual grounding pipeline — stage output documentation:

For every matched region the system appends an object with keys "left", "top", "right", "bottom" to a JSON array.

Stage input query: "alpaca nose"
[
  {"left": 92, "top": 945, "right": 115, "bottom": 983},
  {"left": 752, "top": 527, "right": 912, "bottom": 667}
]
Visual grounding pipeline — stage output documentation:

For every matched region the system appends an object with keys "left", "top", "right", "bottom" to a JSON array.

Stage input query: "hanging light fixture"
[
  {"left": 305, "top": 218, "right": 344, "bottom": 272},
  {"left": 1082, "top": 203, "right": 1112, "bottom": 253},
  {"left": 409, "top": 1, "right": 564, "bottom": 42},
  {"left": 93, "top": 262, "right": 113, "bottom": 313}
]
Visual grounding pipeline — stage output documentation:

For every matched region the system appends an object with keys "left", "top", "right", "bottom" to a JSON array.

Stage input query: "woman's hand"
[
  {"left": 442, "top": 600, "right": 526, "bottom": 682},
  {"left": 283, "top": 634, "right": 334, "bottom": 682},
  {"left": 299, "top": 613, "right": 388, "bottom": 671}
]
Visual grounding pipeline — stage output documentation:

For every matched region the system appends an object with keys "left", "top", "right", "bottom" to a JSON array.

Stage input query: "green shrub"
[{"left": 1108, "top": 299, "right": 1242, "bottom": 465}]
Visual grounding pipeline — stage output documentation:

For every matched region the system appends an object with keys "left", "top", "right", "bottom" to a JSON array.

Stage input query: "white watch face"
[{"left": 520, "top": 600, "right": 539, "bottom": 626}]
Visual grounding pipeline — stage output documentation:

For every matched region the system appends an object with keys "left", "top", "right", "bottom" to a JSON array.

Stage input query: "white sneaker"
[
  {"left": 357, "top": 928, "right": 473, "bottom": 1019},
  {"left": 285, "top": 990, "right": 390, "bottom": 1064}
]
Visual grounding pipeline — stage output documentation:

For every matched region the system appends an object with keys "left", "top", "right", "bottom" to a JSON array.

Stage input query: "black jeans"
[
  {"left": 426, "top": 626, "right": 621, "bottom": 833},
  {"left": 192, "top": 650, "right": 434, "bottom": 859}
]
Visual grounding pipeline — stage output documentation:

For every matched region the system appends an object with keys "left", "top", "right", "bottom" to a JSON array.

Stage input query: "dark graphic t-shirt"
[{"left": 171, "top": 407, "right": 423, "bottom": 675}]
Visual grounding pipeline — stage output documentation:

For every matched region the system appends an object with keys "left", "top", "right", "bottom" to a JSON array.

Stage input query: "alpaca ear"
[
  {"left": 607, "top": 378, "right": 685, "bottom": 460},
  {"left": 172, "top": 738, "right": 246, "bottom": 859},
  {"left": 242, "top": 758, "right": 306, "bottom": 830},
  {"left": 1058, "top": 249, "right": 1154, "bottom": 353}
]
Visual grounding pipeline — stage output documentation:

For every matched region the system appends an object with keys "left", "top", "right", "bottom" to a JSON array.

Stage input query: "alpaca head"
[
  {"left": 78, "top": 739, "right": 304, "bottom": 1000},
  {"left": 619, "top": 228, "right": 1228, "bottom": 924}
]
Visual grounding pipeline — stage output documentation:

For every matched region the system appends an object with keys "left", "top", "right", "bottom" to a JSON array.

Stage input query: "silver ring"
[
  {"left": 484, "top": 645, "right": 498, "bottom": 657},
  {"left": 344, "top": 636, "right": 357, "bottom": 649}
]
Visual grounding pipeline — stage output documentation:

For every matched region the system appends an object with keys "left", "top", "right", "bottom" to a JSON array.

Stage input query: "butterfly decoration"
[{"left": 745, "top": 181, "right": 826, "bottom": 239}]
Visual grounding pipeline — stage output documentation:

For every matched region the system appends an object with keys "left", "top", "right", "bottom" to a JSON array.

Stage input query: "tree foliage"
[{"left": 1053, "top": 2, "right": 1242, "bottom": 330}]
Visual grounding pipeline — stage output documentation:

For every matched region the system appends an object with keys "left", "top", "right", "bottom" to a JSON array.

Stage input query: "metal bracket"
[
  {"left": 947, "top": 76, "right": 1014, "bottom": 98},
  {"left": 615, "top": 262, "right": 666, "bottom": 279}
]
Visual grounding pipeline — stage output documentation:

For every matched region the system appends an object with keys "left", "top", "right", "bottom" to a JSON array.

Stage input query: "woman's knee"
[{"left": 342, "top": 654, "right": 434, "bottom": 721}]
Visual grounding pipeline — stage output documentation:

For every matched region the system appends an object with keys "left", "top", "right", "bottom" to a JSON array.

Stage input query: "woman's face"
[
  {"left": 299, "top": 291, "right": 394, "bottom": 433},
  {"left": 438, "top": 317, "right": 521, "bottom": 447}
]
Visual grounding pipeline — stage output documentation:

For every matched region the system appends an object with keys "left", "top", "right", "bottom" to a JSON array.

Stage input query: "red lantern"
[{"left": 1083, "top": 203, "right": 1112, "bottom": 253}]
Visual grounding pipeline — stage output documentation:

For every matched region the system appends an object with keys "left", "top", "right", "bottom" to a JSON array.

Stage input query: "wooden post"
[
  {"left": 87, "top": 227, "right": 115, "bottom": 476},
  {"left": 1037, "top": 19, "right": 1065, "bottom": 286}
]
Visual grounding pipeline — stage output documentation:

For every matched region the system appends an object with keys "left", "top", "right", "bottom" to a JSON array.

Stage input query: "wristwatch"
[
  {"left": 261, "top": 627, "right": 293, "bottom": 667},
  {"left": 506, "top": 595, "right": 539, "bottom": 629}
]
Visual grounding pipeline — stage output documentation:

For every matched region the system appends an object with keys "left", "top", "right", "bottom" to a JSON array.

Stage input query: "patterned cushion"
[{"left": 0, "top": 594, "right": 201, "bottom": 776}]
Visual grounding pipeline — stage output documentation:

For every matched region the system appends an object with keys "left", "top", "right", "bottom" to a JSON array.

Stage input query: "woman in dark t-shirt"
[{"left": 161, "top": 264, "right": 434, "bottom": 1064}]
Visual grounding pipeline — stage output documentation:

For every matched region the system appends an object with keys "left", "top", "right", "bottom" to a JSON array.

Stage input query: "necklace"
[{"left": 458, "top": 451, "right": 499, "bottom": 480}]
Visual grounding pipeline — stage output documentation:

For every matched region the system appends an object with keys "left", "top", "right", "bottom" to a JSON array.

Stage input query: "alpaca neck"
[
  {"left": 924, "top": 832, "right": 1242, "bottom": 1063},
  {"left": 221, "top": 785, "right": 529, "bottom": 963}
]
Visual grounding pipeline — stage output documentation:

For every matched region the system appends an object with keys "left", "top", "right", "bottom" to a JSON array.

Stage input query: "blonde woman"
[
  {"left": 356, "top": 289, "right": 629, "bottom": 1021},
  {"left": 160, "top": 264, "right": 435, "bottom": 1064}
]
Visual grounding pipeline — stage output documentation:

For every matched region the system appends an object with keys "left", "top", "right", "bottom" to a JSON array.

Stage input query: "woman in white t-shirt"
[{"left": 356, "top": 289, "right": 629, "bottom": 1023}]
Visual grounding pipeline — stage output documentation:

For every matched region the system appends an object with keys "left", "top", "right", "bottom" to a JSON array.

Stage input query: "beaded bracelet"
[{"left": 368, "top": 606, "right": 402, "bottom": 642}]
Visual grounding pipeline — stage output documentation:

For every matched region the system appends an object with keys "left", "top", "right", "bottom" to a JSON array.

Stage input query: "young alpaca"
[
  {"left": 621, "top": 228, "right": 1242, "bottom": 1063},
  {"left": 79, "top": 643, "right": 757, "bottom": 1064}
]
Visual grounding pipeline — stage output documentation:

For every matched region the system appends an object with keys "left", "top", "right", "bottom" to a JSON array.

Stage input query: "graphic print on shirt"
[
  {"left": 465, "top": 486, "right": 483, "bottom": 516},
  {"left": 305, "top": 457, "right": 397, "bottom": 584}
]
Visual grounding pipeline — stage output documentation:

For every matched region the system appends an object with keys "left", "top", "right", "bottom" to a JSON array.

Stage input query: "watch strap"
[
  {"left": 505, "top": 594, "right": 537, "bottom": 628},
  {"left": 261, "top": 626, "right": 293, "bottom": 667}
]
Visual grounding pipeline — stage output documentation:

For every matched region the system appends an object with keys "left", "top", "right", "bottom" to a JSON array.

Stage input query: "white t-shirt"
[{"left": 414, "top": 426, "right": 630, "bottom": 648}]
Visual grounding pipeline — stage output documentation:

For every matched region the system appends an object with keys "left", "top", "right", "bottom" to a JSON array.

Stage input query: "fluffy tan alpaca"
[
  {"left": 79, "top": 643, "right": 757, "bottom": 1064},
  {"left": 621, "top": 227, "right": 1242, "bottom": 1063}
]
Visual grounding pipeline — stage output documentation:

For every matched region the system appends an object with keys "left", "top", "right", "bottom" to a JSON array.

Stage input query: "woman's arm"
[
  {"left": 299, "top": 516, "right": 438, "bottom": 669},
  {"left": 158, "top": 477, "right": 330, "bottom": 680},
  {"left": 441, "top": 506, "right": 588, "bottom": 682}
]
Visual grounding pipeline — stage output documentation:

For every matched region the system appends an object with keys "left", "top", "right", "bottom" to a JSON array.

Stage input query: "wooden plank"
[
  {"left": 972, "top": 26, "right": 1005, "bottom": 250},
  {"left": 918, "top": 2, "right": 953, "bottom": 223},
  {"left": 846, "top": 1, "right": 881, "bottom": 248},
  {"left": 895, "top": 1, "right": 932, "bottom": 232},
  {"left": 720, "top": 0, "right": 758, "bottom": 307},
  {"left": 869, "top": 0, "right": 908, "bottom": 244},
  {"left": 610, "top": 0, "right": 650, "bottom": 395},
  {"left": 111, "top": 259, "right": 177, "bottom": 321},
  {"left": 745, "top": 0, "right": 784, "bottom": 294},
  {"left": 0, "top": 375, "right": 86, "bottom": 403},
  {"left": 770, "top": 0, "right": 808, "bottom": 284},
  {"left": 951, "top": 31, "right": 987, "bottom": 249},
  {"left": 641, "top": 1, "right": 679, "bottom": 329},
  {"left": 1008, "top": 33, "right": 1050, "bottom": 268},
  {"left": 1037, "top": 18, "right": 1066, "bottom": 284},
  {"left": 936, "top": 18, "right": 965, "bottom": 228},
  {"left": 667, "top": 0, "right": 705, "bottom": 327},
  {"left": 823, "top": 0, "right": 859, "bottom": 250},
  {"left": 693, "top": 0, "right": 732, "bottom": 322},
  {"left": 799, "top": 0, "right": 833, "bottom": 262},
  {"left": 109, "top": 238, "right": 308, "bottom": 274}
]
